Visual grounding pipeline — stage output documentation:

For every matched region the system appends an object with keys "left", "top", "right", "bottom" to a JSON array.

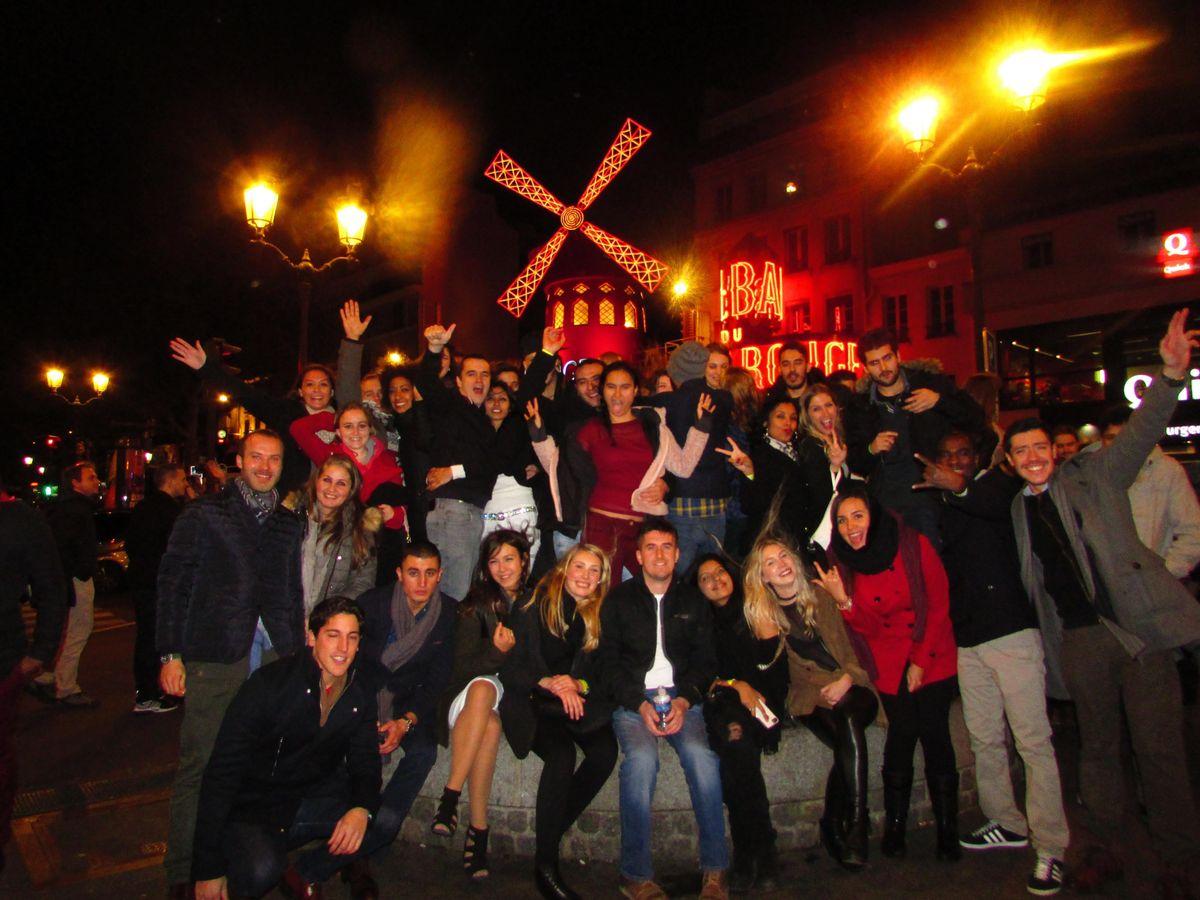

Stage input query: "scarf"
[
  {"left": 235, "top": 477, "right": 279, "bottom": 524},
  {"left": 377, "top": 581, "right": 443, "bottom": 722},
  {"left": 765, "top": 435, "right": 799, "bottom": 462}
]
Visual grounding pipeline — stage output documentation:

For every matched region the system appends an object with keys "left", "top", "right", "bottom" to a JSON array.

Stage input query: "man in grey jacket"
[{"left": 1005, "top": 309, "right": 1200, "bottom": 895}]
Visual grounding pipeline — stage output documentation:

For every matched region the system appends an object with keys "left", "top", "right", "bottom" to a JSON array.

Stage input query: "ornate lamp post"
[
  {"left": 241, "top": 181, "right": 369, "bottom": 371},
  {"left": 45, "top": 367, "right": 111, "bottom": 405}
]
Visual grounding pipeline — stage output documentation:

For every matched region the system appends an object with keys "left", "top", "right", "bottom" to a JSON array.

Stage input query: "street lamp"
[
  {"left": 240, "top": 181, "right": 369, "bottom": 371},
  {"left": 997, "top": 49, "right": 1054, "bottom": 112},
  {"left": 45, "top": 367, "right": 111, "bottom": 405},
  {"left": 896, "top": 95, "right": 940, "bottom": 159}
]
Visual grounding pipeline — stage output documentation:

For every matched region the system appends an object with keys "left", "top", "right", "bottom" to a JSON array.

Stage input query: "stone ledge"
[{"left": 390, "top": 699, "right": 977, "bottom": 863}]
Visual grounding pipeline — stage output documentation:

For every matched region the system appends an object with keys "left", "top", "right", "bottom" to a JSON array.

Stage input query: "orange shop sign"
[
  {"left": 733, "top": 339, "right": 861, "bottom": 390},
  {"left": 1160, "top": 229, "right": 1196, "bottom": 279}
]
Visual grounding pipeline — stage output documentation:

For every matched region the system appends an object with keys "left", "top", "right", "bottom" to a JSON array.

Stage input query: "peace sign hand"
[
  {"left": 714, "top": 437, "right": 754, "bottom": 477},
  {"left": 696, "top": 393, "right": 715, "bottom": 422},
  {"left": 525, "top": 398, "right": 542, "bottom": 429},
  {"left": 825, "top": 431, "right": 848, "bottom": 472},
  {"left": 812, "top": 560, "right": 850, "bottom": 609}
]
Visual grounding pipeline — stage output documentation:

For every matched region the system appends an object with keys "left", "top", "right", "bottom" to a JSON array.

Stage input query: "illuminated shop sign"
[
  {"left": 1159, "top": 229, "right": 1196, "bottom": 279},
  {"left": 719, "top": 260, "right": 784, "bottom": 322},
  {"left": 732, "top": 339, "right": 861, "bottom": 390},
  {"left": 1124, "top": 369, "right": 1200, "bottom": 408}
]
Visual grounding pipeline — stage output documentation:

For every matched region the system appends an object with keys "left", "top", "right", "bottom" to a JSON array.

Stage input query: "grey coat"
[
  {"left": 1011, "top": 374, "right": 1200, "bottom": 698},
  {"left": 299, "top": 504, "right": 379, "bottom": 617}
]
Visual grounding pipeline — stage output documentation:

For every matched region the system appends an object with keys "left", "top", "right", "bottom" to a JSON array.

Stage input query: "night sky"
[{"left": 6, "top": 0, "right": 1187, "bottom": 473}]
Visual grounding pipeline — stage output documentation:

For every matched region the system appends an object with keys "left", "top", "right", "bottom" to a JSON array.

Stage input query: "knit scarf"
[
  {"left": 829, "top": 500, "right": 899, "bottom": 575},
  {"left": 235, "top": 477, "right": 279, "bottom": 524},
  {"left": 377, "top": 582, "right": 442, "bottom": 722}
]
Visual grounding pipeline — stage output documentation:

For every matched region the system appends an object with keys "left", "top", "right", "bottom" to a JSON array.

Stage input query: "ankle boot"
[
  {"left": 881, "top": 769, "right": 913, "bottom": 859},
  {"left": 929, "top": 772, "right": 961, "bottom": 862},
  {"left": 841, "top": 809, "right": 868, "bottom": 870},
  {"left": 728, "top": 845, "right": 757, "bottom": 894},
  {"left": 756, "top": 837, "right": 780, "bottom": 890},
  {"left": 534, "top": 858, "right": 581, "bottom": 900}
]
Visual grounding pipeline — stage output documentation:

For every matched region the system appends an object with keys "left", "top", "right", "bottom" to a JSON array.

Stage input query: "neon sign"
[
  {"left": 719, "top": 260, "right": 784, "bottom": 322},
  {"left": 1124, "top": 368, "right": 1200, "bottom": 408},
  {"left": 1159, "top": 229, "right": 1196, "bottom": 279},
  {"left": 733, "top": 339, "right": 861, "bottom": 390}
]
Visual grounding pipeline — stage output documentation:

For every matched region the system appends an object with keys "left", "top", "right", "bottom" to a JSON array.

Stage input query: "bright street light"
[
  {"left": 91, "top": 372, "right": 110, "bottom": 395},
  {"left": 45, "top": 368, "right": 64, "bottom": 391},
  {"left": 386, "top": 351, "right": 405, "bottom": 367},
  {"left": 897, "top": 95, "right": 940, "bottom": 157},
  {"left": 998, "top": 48, "right": 1054, "bottom": 111},
  {"left": 672, "top": 279, "right": 689, "bottom": 298},
  {"left": 244, "top": 182, "right": 279, "bottom": 231},
  {"left": 336, "top": 204, "right": 368, "bottom": 249}
]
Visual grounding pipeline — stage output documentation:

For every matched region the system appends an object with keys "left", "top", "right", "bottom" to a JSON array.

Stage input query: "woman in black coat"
[
  {"left": 795, "top": 384, "right": 853, "bottom": 548},
  {"left": 502, "top": 542, "right": 617, "bottom": 900}
]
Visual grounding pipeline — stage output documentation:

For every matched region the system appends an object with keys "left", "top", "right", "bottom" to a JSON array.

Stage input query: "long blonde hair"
[
  {"left": 525, "top": 543, "right": 611, "bottom": 652},
  {"left": 742, "top": 535, "right": 818, "bottom": 639},
  {"left": 798, "top": 384, "right": 843, "bottom": 444}
]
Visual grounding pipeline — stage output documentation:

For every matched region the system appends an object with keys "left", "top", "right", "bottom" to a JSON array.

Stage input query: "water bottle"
[{"left": 652, "top": 686, "right": 672, "bottom": 732}]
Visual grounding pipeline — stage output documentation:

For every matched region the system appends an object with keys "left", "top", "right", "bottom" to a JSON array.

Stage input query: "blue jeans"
[
  {"left": 426, "top": 499, "right": 484, "bottom": 602},
  {"left": 668, "top": 510, "right": 726, "bottom": 576},
  {"left": 345, "top": 731, "right": 439, "bottom": 869},
  {"left": 612, "top": 695, "right": 729, "bottom": 880}
]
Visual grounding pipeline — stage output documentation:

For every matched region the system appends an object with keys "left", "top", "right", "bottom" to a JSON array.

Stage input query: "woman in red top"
[{"left": 815, "top": 481, "right": 960, "bottom": 863}]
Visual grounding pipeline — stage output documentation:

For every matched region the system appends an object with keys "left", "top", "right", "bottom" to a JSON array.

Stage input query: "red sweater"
[
  {"left": 290, "top": 412, "right": 407, "bottom": 531},
  {"left": 576, "top": 418, "right": 654, "bottom": 516},
  {"left": 838, "top": 534, "right": 956, "bottom": 695}
]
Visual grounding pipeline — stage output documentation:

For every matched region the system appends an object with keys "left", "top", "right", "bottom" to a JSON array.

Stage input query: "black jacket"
[
  {"left": 44, "top": 491, "right": 98, "bottom": 582},
  {"left": 742, "top": 440, "right": 825, "bottom": 545},
  {"left": 415, "top": 353, "right": 499, "bottom": 508},
  {"left": 708, "top": 593, "right": 788, "bottom": 714},
  {"left": 125, "top": 490, "right": 183, "bottom": 589},
  {"left": 191, "top": 651, "right": 382, "bottom": 881},
  {"left": 598, "top": 575, "right": 717, "bottom": 712},
  {"left": 941, "top": 467, "right": 1038, "bottom": 647},
  {"left": 436, "top": 597, "right": 514, "bottom": 747},
  {"left": 358, "top": 584, "right": 456, "bottom": 730},
  {"left": 156, "top": 483, "right": 304, "bottom": 662},
  {"left": 0, "top": 499, "right": 67, "bottom": 675},
  {"left": 651, "top": 378, "right": 732, "bottom": 500}
]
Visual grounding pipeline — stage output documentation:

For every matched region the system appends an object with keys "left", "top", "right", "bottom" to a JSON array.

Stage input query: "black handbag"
[{"left": 531, "top": 685, "right": 612, "bottom": 735}]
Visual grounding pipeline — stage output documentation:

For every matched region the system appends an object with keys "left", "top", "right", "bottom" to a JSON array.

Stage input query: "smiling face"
[
  {"left": 574, "top": 362, "right": 603, "bottom": 409},
  {"left": 779, "top": 348, "right": 808, "bottom": 390},
  {"left": 360, "top": 375, "right": 382, "bottom": 406},
  {"left": 484, "top": 385, "right": 511, "bottom": 425},
  {"left": 1007, "top": 428, "right": 1055, "bottom": 492},
  {"left": 307, "top": 611, "right": 361, "bottom": 680},
  {"left": 603, "top": 369, "right": 638, "bottom": 420},
  {"left": 835, "top": 497, "right": 871, "bottom": 550},
  {"left": 488, "top": 542, "right": 527, "bottom": 596},
  {"left": 760, "top": 542, "right": 798, "bottom": 595},
  {"left": 697, "top": 558, "right": 734, "bottom": 606},
  {"left": 766, "top": 401, "right": 799, "bottom": 444},
  {"left": 457, "top": 356, "right": 491, "bottom": 406},
  {"left": 636, "top": 529, "right": 679, "bottom": 588},
  {"left": 937, "top": 433, "right": 978, "bottom": 479},
  {"left": 388, "top": 375, "right": 414, "bottom": 414},
  {"left": 705, "top": 351, "right": 730, "bottom": 390},
  {"left": 397, "top": 553, "right": 442, "bottom": 605},
  {"left": 1052, "top": 432, "right": 1080, "bottom": 461},
  {"left": 564, "top": 549, "right": 603, "bottom": 601},
  {"left": 337, "top": 408, "right": 371, "bottom": 454},
  {"left": 299, "top": 367, "right": 333, "bottom": 411},
  {"left": 314, "top": 460, "right": 354, "bottom": 517},
  {"left": 237, "top": 433, "right": 284, "bottom": 493},
  {"left": 805, "top": 390, "right": 839, "bottom": 436}
]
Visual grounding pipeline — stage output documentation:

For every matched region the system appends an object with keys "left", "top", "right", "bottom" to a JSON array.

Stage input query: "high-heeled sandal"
[
  {"left": 431, "top": 787, "right": 460, "bottom": 837},
  {"left": 463, "top": 825, "right": 490, "bottom": 880}
]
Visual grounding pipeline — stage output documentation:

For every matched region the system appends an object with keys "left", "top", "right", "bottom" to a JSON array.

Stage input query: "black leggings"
[
  {"left": 803, "top": 684, "right": 878, "bottom": 821},
  {"left": 704, "top": 689, "right": 775, "bottom": 852},
  {"left": 530, "top": 716, "right": 617, "bottom": 863},
  {"left": 879, "top": 674, "right": 957, "bottom": 778}
]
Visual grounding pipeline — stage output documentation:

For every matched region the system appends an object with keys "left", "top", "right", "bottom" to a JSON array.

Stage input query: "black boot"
[
  {"left": 755, "top": 833, "right": 780, "bottom": 890},
  {"left": 341, "top": 858, "right": 379, "bottom": 899},
  {"left": 728, "top": 845, "right": 757, "bottom": 894},
  {"left": 820, "top": 765, "right": 850, "bottom": 866},
  {"left": 929, "top": 772, "right": 961, "bottom": 862},
  {"left": 881, "top": 769, "right": 913, "bottom": 859},
  {"left": 534, "top": 858, "right": 581, "bottom": 900}
]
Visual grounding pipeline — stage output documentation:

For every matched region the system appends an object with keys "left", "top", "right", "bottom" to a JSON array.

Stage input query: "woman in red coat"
[{"left": 814, "top": 481, "right": 960, "bottom": 863}]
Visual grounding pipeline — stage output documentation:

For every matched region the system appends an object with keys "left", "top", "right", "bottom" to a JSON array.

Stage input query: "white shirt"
[{"left": 643, "top": 592, "right": 675, "bottom": 690}]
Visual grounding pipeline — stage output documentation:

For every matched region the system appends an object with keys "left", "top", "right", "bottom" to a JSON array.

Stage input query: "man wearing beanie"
[{"left": 650, "top": 341, "right": 734, "bottom": 573}]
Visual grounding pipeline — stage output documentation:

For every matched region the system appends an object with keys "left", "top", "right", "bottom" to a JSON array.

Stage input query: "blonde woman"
[
  {"left": 742, "top": 535, "right": 879, "bottom": 871},
  {"left": 502, "top": 544, "right": 617, "bottom": 900}
]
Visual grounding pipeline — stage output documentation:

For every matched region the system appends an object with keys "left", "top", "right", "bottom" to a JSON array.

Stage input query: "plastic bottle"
[{"left": 653, "top": 686, "right": 672, "bottom": 732}]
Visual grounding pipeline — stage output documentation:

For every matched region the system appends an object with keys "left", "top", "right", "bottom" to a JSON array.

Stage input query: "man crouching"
[{"left": 192, "top": 595, "right": 382, "bottom": 900}]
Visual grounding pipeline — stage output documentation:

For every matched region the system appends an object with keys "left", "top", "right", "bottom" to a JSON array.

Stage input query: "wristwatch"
[{"left": 160, "top": 653, "right": 181, "bottom": 664}]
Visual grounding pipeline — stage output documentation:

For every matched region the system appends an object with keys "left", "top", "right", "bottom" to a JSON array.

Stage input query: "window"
[
  {"left": 927, "top": 285, "right": 956, "bottom": 337},
  {"left": 624, "top": 301, "right": 638, "bottom": 328},
  {"left": 598, "top": 299, "right": 615, "bottom": 325},
  {"left": 1117, "top": 210, "right": 1157, "bottom": 253},
  {"left": 745, "top": 172, "right": 767, "bottom": 213},
  {"left": 790, "top": 301, "right": 812, "bottom": 332},
  {"left": 824, "top": 215, "right": 852, "bottom": 264},
  {"left": 572, "top": 299, "right": 588, "bottom": 325},
  {"left": 784, "top": 226, "right": 809, "bottom": 271},
  {"left": 552, "top": 302, "right": 564, "bottom": 328},
  {"left": 827, "top": 294, "right": 854, "bottom": 333},
  {"left": 714, "top": 183, "right": 733, "bottom": 223},
  {"left": 1022, "top": 232, "right": 1053, "bottom": 269},
  {"left": 884, "top": 294, "right": 909, "bottom": 341}
]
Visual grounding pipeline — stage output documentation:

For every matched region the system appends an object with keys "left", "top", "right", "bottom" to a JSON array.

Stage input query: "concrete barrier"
[{"left": 387, "top": 699, "right": 977, "bottom": 863}]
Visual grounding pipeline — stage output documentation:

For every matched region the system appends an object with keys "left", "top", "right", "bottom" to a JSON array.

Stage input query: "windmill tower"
[{"left": 484, "top": 119, "right": 667, "bottom": 361}]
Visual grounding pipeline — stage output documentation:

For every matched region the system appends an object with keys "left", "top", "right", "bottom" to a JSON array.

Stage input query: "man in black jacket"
[
  {"left": 0, "top": 482, "right": 66, "bottom": 873},
  {"left": 843, "top": 327, "right": 984, "bottom": 548},
  {"left": 916, "top": 433, "right": 1069, "bottom": 895},
  {"left": 156, "top": 430, "right": 305, "bottom": 897},
  {"left": 192, "top": 595, "right": 382, "bottom": 900},
  {"left": 31, "top": 461, "right": 101, "bottom": 707},
  {"left": 125, "top": 464, "right": 187, "bottom": 714},
  {"left": 599, "top": 519, "right": 729, "bottom": 899}
]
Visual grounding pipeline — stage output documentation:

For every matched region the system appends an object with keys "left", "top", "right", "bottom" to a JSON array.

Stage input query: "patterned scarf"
[{"left": 235, "top": 477, "right": 279, "bottom": 524}]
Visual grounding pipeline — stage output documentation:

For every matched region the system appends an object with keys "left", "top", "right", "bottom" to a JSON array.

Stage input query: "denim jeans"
[
  {"left": 667, "top": 511, "right": 726, "bottom": 576},
  {"left": 612, "top": 694, "right": 729, "bottom": 880},
  {"left": 426, "top": 499, "right": 483, "bottom": 602}
]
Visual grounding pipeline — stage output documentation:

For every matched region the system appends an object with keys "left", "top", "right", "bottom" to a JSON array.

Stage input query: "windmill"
[{"left": 484, "top": 118, "right": 668, "bottom": 318}]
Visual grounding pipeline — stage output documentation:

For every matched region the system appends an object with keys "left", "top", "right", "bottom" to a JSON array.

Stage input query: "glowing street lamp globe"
[
  {"left": 672, "top": 279, "right": 689, "bottom": 298},
  {"left": 336, "top": 204, "right": 368, "bottom": 249},
  {"left": 244, "top": 182, "right": 279, "bottom": 231},
  {"left": 45, "top": 368, "right": 64, "bottom": 391},
  {"left": 91, "top": 372, "right": 110, "bottom": 394},
  {"left": 998, "top": 48, "right": 1053, "bottom": 112},
  {"left": 897, "top": 95, "right": 940, "bottom": 157},
  {"left": 386, "top": 350, "right": 404, "bottom": 366}
]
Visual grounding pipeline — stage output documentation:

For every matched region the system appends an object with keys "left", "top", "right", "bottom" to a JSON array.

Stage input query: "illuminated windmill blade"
[
  {"left": 497, "top": 229, "right": 570, "bottom": 317},
  {"left": 575, "top": 118, "right": 652, "bottom": 212},
  {"left": 579, "top": 221, "right": 668, "bottom": 292},
  {"left": 484, "top": 150, "right": 565, "bottom": 215}
]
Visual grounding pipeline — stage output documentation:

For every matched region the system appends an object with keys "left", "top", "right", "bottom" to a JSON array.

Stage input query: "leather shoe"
[
  {"left": 535, "top": 860, "right": 581, "bottom": 900},
  {"left": 279, "top": 866, "right": 323, "bottom": 899},
  {"left": 342, "top": 858, "right": 379, "bottom": 900}
]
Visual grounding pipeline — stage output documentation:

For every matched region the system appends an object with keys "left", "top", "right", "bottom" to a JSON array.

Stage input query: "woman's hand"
[
  {"left": 558, "top": 687, "right": 585, "bottom": 720},
  {"left": 636, "top": 478, "right": 669, "bottom": 506},
  {"left": 812, "top": 561, "right": 850, "bottom": 608},
  {"left": 906, "top": 664, "right": 925, "bottom": 693},
  {"left": 731, "top": 680, "right": 765, "bottom": 712},
  {"left": 714, "top": 437, "right": 754, "bottom": 477},
  {"left": 169, "top": 338, "right": 207, "bottom": 370},
  {"left": 820, "top": 673, "right": 853, "bottom": 707},
  {"left": 696, "top": 392, "right": 715, "bottom": 422},
  {"left": 525, "top": 398, "right": 542, "bottom": 429},
  {"left": 340, "top": 299, "right": 373, "bottom": 341},
  {"left": 825, "top": 431, "right": 848, "bottom": 472},
  {"left": 492, "top": 623, "right": 515, "bottom": 653}
]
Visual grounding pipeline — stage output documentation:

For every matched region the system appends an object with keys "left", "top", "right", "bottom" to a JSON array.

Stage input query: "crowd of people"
[{"left": 3, "top": 301, "right": 1200, "bottom": 900}]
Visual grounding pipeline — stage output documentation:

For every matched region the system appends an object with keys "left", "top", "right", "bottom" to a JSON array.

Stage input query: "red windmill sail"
[{"left": 484, "top": 118, "right": 668, "bottom": 317}]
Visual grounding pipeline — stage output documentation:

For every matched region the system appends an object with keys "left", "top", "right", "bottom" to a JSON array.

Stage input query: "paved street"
[{"left": 4, "top": 590, "right": 1198, "bottom": 898}]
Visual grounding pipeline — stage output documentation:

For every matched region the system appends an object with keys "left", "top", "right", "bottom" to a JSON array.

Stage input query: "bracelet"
[{"left": 576, "top": 678, "right": 590, "bottom": 696}]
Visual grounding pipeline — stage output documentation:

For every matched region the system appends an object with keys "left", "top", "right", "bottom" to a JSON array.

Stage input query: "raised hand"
[
  {"left": 902, "top": 388, "right": 940, "bottom": 414},
  {"left": 169, "top": 338, "right": 207, "bottom": 370},
  {"left": 340, "top": 299, "right": 373, "bottom": 341},
  {"left": 714, "top": 437, "right": 754, "bottom": 477},
  {"left": 1160, "top": 308, "right": 1199, "bottom": 379},
  {"left": 525, "top": 398, "right": 542, "bottom": 428},
  {"left": 870, "top": 430, "right": 898, "bottom": 456},
  {"left": 912, "top": 453, "right": 966, "bottom": 492},
  {"left": 696, "top": 392, "right": 715, "bottom": 422},
  {"left": 492, "top": 623, "right": 516, "bottom": 653},
  {"left": 424, "top": 323, "right": 457, "bottom": 353},
  {"left": 542, "top": 326, "right": 566, "bottom": 355},
  {"left": 825, "top": 431, "right": 848, "bottom": 472},
  {"left": 812, "top": 560, "right": 850, "bottom": 609}
]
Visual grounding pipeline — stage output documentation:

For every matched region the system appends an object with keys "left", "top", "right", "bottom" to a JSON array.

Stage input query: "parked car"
[{"left": 94, "top": 510, "right": 130, "bottom": 594}]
